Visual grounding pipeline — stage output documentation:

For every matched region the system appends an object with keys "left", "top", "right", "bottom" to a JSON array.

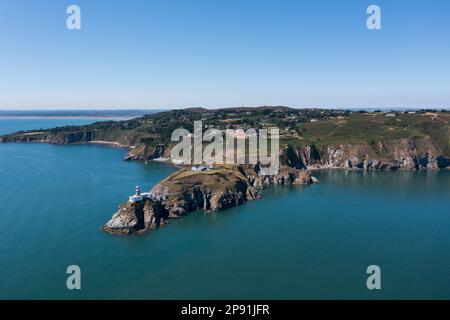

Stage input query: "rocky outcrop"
[
  {"left": 280, "top": 136, "right": 450, "bottom": 171},
  {"left": 241, "top": 165, "right": 318, "bottom": 188},
  {"left": 124, "top": 144, "right": 169, "bottom": 161},
  {"left": 279, "top": 145, "right": 306, "bottom": 169},
  {"left": 102, "top": 199, "right": 168, "bottom": 235},
  {"left": 102, "top": 165, "right": 319, "bottom": 235}
]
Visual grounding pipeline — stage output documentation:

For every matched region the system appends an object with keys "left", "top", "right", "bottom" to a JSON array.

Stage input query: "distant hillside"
[
  {"left": 0, "top": 109, "right": 165, "bottom": 118},
  {"left": 1, "top": 107, "right": 449, "bottom": 170}
]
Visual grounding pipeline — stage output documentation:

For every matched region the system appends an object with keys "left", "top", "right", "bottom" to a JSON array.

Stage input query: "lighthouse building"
[{"left": 129, "top": 185, "right": 143, "bottom": 202}]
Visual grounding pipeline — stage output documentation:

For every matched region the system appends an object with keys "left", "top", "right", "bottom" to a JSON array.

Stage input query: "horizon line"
[{"left": 0, "top": 106, "right": 448, "bottom": 111}]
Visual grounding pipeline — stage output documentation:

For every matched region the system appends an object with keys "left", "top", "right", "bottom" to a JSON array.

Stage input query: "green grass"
[{"left": 287, "top": 113, "right": 449, "bottom": 154}]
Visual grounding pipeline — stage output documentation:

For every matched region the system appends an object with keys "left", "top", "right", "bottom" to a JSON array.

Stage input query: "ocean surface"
[
  {"left": 0, "top": 118, "right": 449, "bottom": 299},
  {"left": 0, "top": 118, "right": 117, "bottom": 135}
]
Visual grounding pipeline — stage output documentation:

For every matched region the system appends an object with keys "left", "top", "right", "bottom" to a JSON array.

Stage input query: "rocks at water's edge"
[
  {"left": 124, "top": 139, "right": 449, "bottom": 171},
  {"left": 279, "top": 137, "right": 450, "bottom": 171},
  {"left": 103, "top": 200, "right": 167, "bottom": 235}
]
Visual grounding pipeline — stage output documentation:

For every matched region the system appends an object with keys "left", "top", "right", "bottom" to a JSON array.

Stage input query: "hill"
[{"left": 1, "top": 107, "right": 449, "bottom": 170}]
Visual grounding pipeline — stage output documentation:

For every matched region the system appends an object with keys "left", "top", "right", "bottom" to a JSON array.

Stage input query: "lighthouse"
[{"left": 129, "top": 185, "right": 143, "bottom": 202}]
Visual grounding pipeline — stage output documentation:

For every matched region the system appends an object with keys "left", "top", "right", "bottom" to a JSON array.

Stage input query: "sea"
[{"left": 0, "top": 118, "right": 449, "bottom": 299}]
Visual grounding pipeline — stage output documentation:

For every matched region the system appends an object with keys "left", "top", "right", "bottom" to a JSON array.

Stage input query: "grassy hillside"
[{"left": 288, "top": 112, "right": 450, "bottom": 155}]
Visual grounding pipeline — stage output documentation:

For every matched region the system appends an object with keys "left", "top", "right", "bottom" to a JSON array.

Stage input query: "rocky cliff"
[
  {"left": 102, "top": 199, "right": 168, "bottom": 235},
  {"left": 279, "top": 136, "right": 450, "bottom": 171}
]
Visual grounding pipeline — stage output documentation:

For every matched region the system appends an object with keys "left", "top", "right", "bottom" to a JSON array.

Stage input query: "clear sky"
[{"left": 1, "top": 0, "right": 449, "bottom": 109}]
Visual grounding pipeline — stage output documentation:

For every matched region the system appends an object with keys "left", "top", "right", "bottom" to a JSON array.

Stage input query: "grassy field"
[{"left": 288, "top": 113, "right": 449, "bottom": 154}]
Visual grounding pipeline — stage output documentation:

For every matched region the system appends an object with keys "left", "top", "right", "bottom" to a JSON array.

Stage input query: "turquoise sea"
[
  {"left": 0, "top": 119, "right": 449, "bottom": 299},
  {"left": 0, "top": 118, "right": 115, "bottom": 135}
]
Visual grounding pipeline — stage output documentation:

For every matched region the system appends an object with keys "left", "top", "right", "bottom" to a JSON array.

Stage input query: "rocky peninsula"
[{"left": 102, "top": 165, "right": 318, "bottom": 235}]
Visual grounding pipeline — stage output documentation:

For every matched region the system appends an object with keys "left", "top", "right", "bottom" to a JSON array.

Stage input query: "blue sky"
[{"left": 0, "top": 0, "right": 449, "bottom": 109}]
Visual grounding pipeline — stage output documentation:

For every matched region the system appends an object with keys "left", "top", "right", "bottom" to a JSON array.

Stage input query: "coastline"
[
  {"left": 2, "top": 135, "right": 448, "bottom": 172},
  {"left": 0, "top": 116, "right": 133, "bottom": 120}
]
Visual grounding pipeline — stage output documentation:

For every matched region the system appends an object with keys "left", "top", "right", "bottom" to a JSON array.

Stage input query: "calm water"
[
  {"left": 0, "top": 118, "right": 116, "bottom": 135},
  {"left": 0, "top": 119, "right": 449, "bottom": 299}
]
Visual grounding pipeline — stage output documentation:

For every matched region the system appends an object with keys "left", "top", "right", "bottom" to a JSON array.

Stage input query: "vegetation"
[
  {"left": 2, "top": 107, "right": 449, "bottom": 156},
  {"left": 291, "top": 112, "right": 449, "bottom": 153}
]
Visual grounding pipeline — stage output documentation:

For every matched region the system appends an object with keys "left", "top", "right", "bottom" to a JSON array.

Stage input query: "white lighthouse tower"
[{"left": 129, "top": 185, "right": 143, "bottom": 202}]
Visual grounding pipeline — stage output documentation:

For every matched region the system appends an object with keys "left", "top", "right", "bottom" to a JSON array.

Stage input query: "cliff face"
[
  {"left": 102, "top": 200, "right": 168, "bottom": 235},
  {"left": 102, "top": 165, "right": 318, "bottom": 235},
  {"left": 0, "top": 128, "right": 127, "bottom": 145},
  {"left": 279, "top": 136, "right": 450, "bottom": 171},
  {"left": 124, "top": 143, "right": 170, "bottom": 161},
  {"left": 123, "top": 137, "right": 448, "bottom": 170}
]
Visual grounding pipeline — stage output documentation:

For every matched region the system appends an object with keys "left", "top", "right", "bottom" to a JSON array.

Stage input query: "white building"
[
  {"left": 191, "top": 165, "right": 207, "bottom": 172},
  {"left": 129, "top": 185, "right": 143, "bottom": 202}
]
